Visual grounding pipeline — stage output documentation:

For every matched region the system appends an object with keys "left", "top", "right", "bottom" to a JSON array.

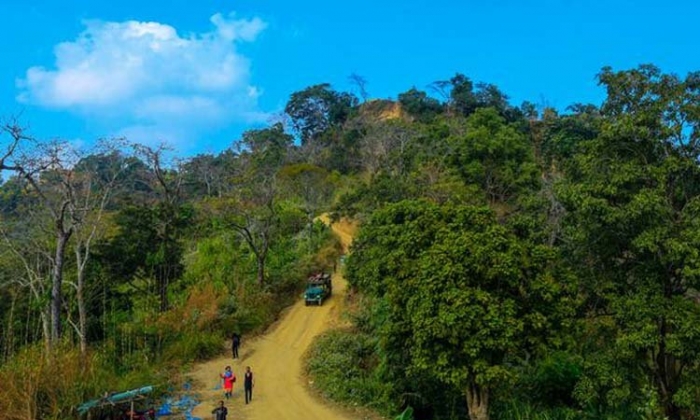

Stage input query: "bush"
[
  {"left": 163, "top": 331, "right": 223, "bottom": 363},
  {"left": 305, "top": 329, "right": 390, "bottom": 411},
  {"left": 526, "top": 351, "right": 583, "bottom": 407}
]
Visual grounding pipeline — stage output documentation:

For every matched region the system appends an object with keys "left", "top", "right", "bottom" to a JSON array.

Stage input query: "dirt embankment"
[{"left": 188, "top": 218, "right": 367, "bottom": 420}]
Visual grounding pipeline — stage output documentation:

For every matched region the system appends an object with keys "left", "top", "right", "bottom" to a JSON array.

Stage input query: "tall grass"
[
  {"left": 0, "top": 343, "right": 172, "bottom": 420},
  {"left": 492, "top": 401, "right": 581, "bottom": 420}
]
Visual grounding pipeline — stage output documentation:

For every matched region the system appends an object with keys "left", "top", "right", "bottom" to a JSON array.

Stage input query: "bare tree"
[
  {"left": 428, "top": 79, "right": 452, "bottom": 102},
  {"left": 224, "top": 149, "right": 279, "bottom": 285},
  {"left": 1, "top": 124, "right": 75, "bottom": 344},
  {"left": 65, "top": 144, "right": 129, "bottom": 356},
  {"left": 1, "top": 118, "right": 30, "bottom": 173},
  {"left": 133, "top": 143, "right": 185, "bottom": 311},
  {"left": 2, "top": 123, "right": 130, "bottom": 349},
  {"left": 182, "top": 153, "right": 228, "bottom": 198},
  {"left": 1, "top": 219, "right": 53, "bottom": 354},
  {"left": 348, "top": 73, "right": 370, "bottom": 103},
  {"left": 360, "top": 120, "right": 416, "bottom": 178}
]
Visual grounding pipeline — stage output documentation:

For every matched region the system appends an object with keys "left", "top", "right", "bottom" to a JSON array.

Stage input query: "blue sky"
[{"left": 2, "top": 0, "right": 699, "bottom": 156}]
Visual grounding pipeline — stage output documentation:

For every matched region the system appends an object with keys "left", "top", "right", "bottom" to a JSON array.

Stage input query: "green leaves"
[
  {"left": 447, "top": 108, "right": 538, "bottom": 203},
  {"left": 285, "top": 84, "right": 358, "bottom": 144},
  {"left": 561, "top": 65, "right": 700, "bottom": 417},
  {"left": 347, "top": 200, "right": 570, "bottom": 417}
]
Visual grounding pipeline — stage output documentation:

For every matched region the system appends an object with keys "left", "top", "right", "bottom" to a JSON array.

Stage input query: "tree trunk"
[
  {"left": 158, "top": 270, "right": 169, "bottom": 312},
  {"left": 307, "top": 210, "right": 314, "bottom": 249},
  {"left": 41, "top": 310, "right": 50, "bottom": 356},
  {"left": 257, "top": 255, "right": 265, "bottom": 285},
  {"left": 655, "top": 316, "right": 682, "bottom": 420},
  {"left": 664, "top": 403, "right": 681, "bottom": 420},
  {"left": 466, "top": 383, "right": 489, "bottom": 420},
  {"left": 50, "top": 230, "right": 71, "bottom": 343},
  {"left": 77, "top": 266, "right": 87, "bottom": 357},
  {"left": 3, "top": 291, "right": 17, "bottom": 361}
]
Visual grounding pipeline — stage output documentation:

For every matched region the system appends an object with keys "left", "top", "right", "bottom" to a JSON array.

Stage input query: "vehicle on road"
[{"left": 304, "top": 273, "right": 332, "bottom": 306}]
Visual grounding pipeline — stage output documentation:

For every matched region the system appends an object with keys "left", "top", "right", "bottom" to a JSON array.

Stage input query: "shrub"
[
  {"left": 305, "top": 329, "right": 391, "bottom": 412},
  {"left": 163, "top": 330, "right": 223, "bottom": 363}
]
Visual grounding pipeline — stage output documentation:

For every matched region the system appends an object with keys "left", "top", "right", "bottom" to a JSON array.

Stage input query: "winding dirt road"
[{"left": 189, "top": 218, "right": 367, "bottom": 420}]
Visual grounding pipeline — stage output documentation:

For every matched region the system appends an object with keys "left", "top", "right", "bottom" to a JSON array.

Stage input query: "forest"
[{"left": 2, "top": 64, "right": 700, "bottom": 420}]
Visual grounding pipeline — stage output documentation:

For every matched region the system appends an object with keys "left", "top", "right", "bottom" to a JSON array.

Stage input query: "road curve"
[{"left": 189, "top": 218, "right": 363, "bottom": 420}]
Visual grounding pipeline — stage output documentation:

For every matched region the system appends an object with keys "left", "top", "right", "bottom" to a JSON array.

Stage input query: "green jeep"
[{"left": 304, "top": 273, "right": 332, "bottom": 306}]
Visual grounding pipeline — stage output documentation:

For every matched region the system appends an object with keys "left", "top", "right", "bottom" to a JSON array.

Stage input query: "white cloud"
[{"left": 16, "top": 12, "right": 269, "bottom": 149}]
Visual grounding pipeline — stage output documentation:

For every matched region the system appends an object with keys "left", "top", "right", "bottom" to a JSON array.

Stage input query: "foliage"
[
  {"left": 447, "top": 108, "right": 539, "bottom": 203},
  {"left": 560, "top": 64, "right": 700, "bottom": 419},
  {"left": 346, "top": 200, "right": 575, "bottom": 419},
  {"left": 285, "top": 84, "right": 358, "bottom": 144},
  {"left": 306, "top": 329, "right": 392, "bottom": 413},
  {"left": 398, "top": 88, "right": 444, "bottom": 122}
]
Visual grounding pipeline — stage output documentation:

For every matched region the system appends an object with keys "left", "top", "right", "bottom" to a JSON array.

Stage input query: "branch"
[{"left": 1, "top": 120, "right": 32, "bottom": 170}]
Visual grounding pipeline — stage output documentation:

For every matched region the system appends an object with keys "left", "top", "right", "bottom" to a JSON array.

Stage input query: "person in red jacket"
[{"left": 219, "top": 366, "right": 236, "bottom": 399}]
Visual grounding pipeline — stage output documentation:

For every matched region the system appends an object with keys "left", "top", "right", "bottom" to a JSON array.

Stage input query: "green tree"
[
  {"left": 285, "top": 84, "right": 357, "bottom": 144},
  {"left": 278, "top": 163, "right": 334, "bottom": 246},
  {"left": 562, "top": 65, "right": 700, "bottom": 419},
  {"left": 431, "top": 73, "right": 478, "bottom": 116},
  {"left": 447, "top": 108, "right": 538, "bottom": 204},
  {"left": 398, "top": 88, "right": 444, "bottom": 122},
  {"left": 347, "top": 200, "right": 572, "bottom": 420},
  {"left": 204, "top": 125, "right": 292, "bottom": 285},
  {"left": 181, "top": 153, "right": 228, "bottom": 198}
]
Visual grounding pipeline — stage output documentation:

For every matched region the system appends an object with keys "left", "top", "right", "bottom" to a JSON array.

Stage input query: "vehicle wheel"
[
  {"left": 318, "top": 299, "right": 323, "bottom": 306},
  {"left": 305, "top": 301, "right": 309, "bottom": 306}
]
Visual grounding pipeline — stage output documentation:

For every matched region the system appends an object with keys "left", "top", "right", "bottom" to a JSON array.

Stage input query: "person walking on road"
[
  {"left": 219, "top": 366, "right": 236, "bottom": 399},
  {"left": 244, "top": 366, "right": 254, "bottom": 404},
  {"left": 211, "top": 400, "right": 228, "bottom": 420},
  {"left": 232, "top": 332, "right": 241, "bottom": 359}
]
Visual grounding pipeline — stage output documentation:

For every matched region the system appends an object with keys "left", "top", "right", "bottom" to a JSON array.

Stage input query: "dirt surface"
[{"left": 188, "top": 218, "right": 367, "bottom": 420}]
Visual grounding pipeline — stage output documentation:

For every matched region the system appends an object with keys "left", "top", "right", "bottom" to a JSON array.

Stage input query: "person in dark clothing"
[
  {"left": 211, "top": 400, "right": 228, "bottom": 420},
  {"left": 244, "top": 366, "right": 254, "bottom": 404},
  {"left": 232, "top": 332, "right": 241, "bottom": 359}
]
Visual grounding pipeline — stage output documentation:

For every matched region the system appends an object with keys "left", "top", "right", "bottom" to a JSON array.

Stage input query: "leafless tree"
[
  {"left": 65, "top": 142, "right": 130, "bottom": 356},
  {"left": 1, "top": 124, "right": 74, "bottom": 345},
  {"left": 360, "top": 120, "right": 416, "bottom": 178},
  {"left": 349, "top": 73, "right": 370, "bottom": 103},
  {"left": 1, "top": 219, "right": 53, "bottom": 354},
  {"left": 2, "top": 122, "right": 129, "bottom": 350},
  {"left": 133, "top": 143, "right": 185, "bottom": 311}
]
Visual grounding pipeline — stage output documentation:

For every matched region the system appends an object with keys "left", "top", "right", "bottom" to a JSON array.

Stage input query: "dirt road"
[{"left": 189, "top": 218, "right": 363, "bottom": 420}]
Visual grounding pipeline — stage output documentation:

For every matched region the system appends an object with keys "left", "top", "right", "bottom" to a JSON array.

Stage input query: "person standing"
[
  {"left": 232, "top": 332, "right": 241, "bottom": 359},
  {"left": 244, "top": 366, "right": 254, "bottom": 404},
  {"left": 211, "top": 400, "right": 228, "bottom": 420},
  {"left": 219, "top": 366, "right": 236, "bottom": 399}
]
